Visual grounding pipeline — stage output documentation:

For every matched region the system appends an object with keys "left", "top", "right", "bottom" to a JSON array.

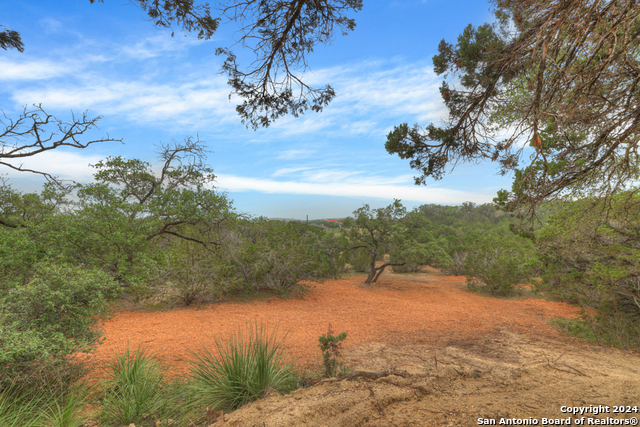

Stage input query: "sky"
[{"left": 1, "top": 0, "right": 514, "bottom": 219}]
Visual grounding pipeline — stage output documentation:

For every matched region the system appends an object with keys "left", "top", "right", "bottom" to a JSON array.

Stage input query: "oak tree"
[{"left": 347, "top": 200, "right": 407, "bottom": 284}]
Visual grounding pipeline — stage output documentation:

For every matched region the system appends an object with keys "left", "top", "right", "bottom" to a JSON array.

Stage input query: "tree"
[
  {"left": 389, "top": 210, "right": 451, "bottom": 273},
  {"left": 385, "top": 0, "right": 640, "bottom": 226},
  {"left": 347, "top": 200, "right": 407, "bottom": 284},
  {"left": 537, "top": 194, "right": 640, "bottom": 348},
  {"left": 0, "top": 106, "right": 122, "bottom": 185},
  {"left": 66, "top": 138, "right": 234, "bottom": 291},
  {"left": 216, "top": 0, "right": 362, "bottom": 128},
  {"left": 0, "top": 25, "right": 23, "bottom": 52},
  {"left": 464, "top": 232, "right": 538, "bottom": 296}
]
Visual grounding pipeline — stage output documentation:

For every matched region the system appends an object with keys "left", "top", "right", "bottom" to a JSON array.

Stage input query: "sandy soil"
[{"left": 88, "top": 269, "right": 640, "bottom": 426}]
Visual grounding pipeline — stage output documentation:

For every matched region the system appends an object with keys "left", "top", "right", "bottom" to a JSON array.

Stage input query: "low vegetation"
[{"left": 1, "top": 141, "right": 638, "bottom": 424}]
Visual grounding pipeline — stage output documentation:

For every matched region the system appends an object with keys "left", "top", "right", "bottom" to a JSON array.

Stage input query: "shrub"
[
  {"left": 464, "top": 234, "right": 538, "bottom": 296},
  {"left": 226, "top": 220, "right": 344, "bottom": 294},
  {"left": 348, "top": 248, "right": 371, "bottom": 273},
  {"left": 3, "top": 262, "right": 118, "bottom": 347},
  {"left": 187, "top": 323, "right": 297, "bottom": 417},
  {"left": 0, "top": 227, "right": 47, "bottom": 291},
  {"left": 537, "top": 194, "right": 640, "bottom": 349},
  {"left": 390, "top": 241, "right": 451, "bottom": 273},
  {"left": 162, "top": 236, "right": 230, "bottom": 306},
  {"left": 99, "top": 347, "right": 176, "bottom": 426},
  {"left": 1, "top": 262, "right": 117, "bottom": 390},
  {"left": 318, "top": 327, "right": 348, "bottom": 378}
]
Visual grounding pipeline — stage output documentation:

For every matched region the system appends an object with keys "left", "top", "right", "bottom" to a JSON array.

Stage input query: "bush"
[
  {"left": 318, "top": 327, "right": 348, "bottom": 378},
  {"left": 162, "top": 236, "right": 231, "bottom": 306},
  {"left": 4, "top": 262, "right": 118, "bottom": 346},
  {"left": 0, "top": 227, "right": 47, "bottom": 291},
  {"left": 226, "top": 220, "right": 344, "bottom": 294},
  {"left": 187, "top": 323, "right": 297, "bottom": 417},
  {"left": 390, "top": 241, "right": 451, "bottom": 273},
  {"left": 537, "top": 195, "right": 640, "bottom": 349},
  {"left": 1, "top": 262, "right": 117, "bottom": 388},
  {"left": 464, "top": 234, "right": 538, "bottom": 296},
  {"left": 348, "top": 248, "right": 371, "bottom": 273}
]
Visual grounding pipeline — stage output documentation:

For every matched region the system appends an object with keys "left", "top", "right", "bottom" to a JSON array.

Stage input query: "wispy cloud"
[
  {"left": 215, "top": 173, "right": 492, "bottom": 205},
  {"left": 119, "top": 35, "right": 209, "bottom": 60},
  {"left": 0, "top": 59, "right": 75, "bottom": 81},
  {"left": 272, "top": 166, "right": 312, "bottom": 177},
  {"left": 2, "top": 150, "right": 105, "bottom": 183},
  {"left": 276, "top": 149, "right": 315, "bottom": 160},
  {"left": 2, "top": 43, "right": 446, "bottom": 134}
]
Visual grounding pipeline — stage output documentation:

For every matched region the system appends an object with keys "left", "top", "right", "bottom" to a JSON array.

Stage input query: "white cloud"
[
  {"left": 272, "top": 166, "right": 312, "bottom": 177},
  {"left": 39, "top": 18, "right": 63, "bottom": 33},
  {"left": 119, "top": 35, "right": 208, "bottom": 60},
  {"left": 215, "top": 173, "right": 493, "bottom": 205},
  {"left": 2, "top": 150, "right": 105, "bottom": 183},
  {"left": 0, "top": 59, "right": 74, "bottom": 81},
  {"left": 2, "top": 50, "right": 446, "bottom": 134},
  {"left": 11, "top": 77, "right": 238, "bottom": 129},
  {"left": 276, "top": 149, "right": 314, "bottom": 160}
]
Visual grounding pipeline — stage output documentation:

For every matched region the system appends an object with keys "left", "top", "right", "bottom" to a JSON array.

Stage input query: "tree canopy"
[{"left": 385, "top": 0, "right": 640, "bottom": 223}]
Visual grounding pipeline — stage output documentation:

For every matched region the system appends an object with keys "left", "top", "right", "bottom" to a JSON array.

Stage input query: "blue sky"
[{"left": 1, "top": 0, "right": 512, "bottom": 219}]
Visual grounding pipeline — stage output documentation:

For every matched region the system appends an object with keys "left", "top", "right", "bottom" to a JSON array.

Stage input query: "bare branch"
[{"left": 0, "top": 105, "right": 123, "bottom": 185}]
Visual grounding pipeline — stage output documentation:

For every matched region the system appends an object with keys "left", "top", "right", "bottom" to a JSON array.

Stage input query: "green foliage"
[
  {"left": 162, "top": 233, "right": 231, "bottom": 306},
  {"left": 391, "top": 241, "right": 450, "bottom": 273},
  {"left": 99, "top": 347, "right": 177, "bottom": 426},
  {"left": 0, "top": 382, "right": 48, "bottom": 427},
  {"left": 0, "top": 368, "right": 91, "bottom": 427},
  {"left": 537, "top": 194, "right": 640, "bottom": 349},
  {"left": 550, "top": 318, "right": 599, "bottom": 344},
  {"left": 347, "top": 200, "right": 408, "bottom": 283},
  {"left": 318, "top": 327, "right": 348, "bottom": 378},
  {"left": 41, "top": 385, "right": 91, "bottom": 427},
  {"left": 348, "top": 247, "right": 372, "bottom": 273},
  {"left": 1, "top": 262, "right": 117, "bottom": 388},
  {"left": 3, "top": 262, "right": 117, "bottom": 348},
  {"left": 223, "top": 219, "right": 344, "bottom": 294},
  {"left": 0, "top": 227, "right": 45, "bottom": 290},
  {"left": 387, "top": 0, "right": 640, "bottom": 223},
  {"left": 464, "top": 234, "right": 538, "bottom": 296},
  {"left": 187, "top": 323, "right": 298, "bottom": 416}
]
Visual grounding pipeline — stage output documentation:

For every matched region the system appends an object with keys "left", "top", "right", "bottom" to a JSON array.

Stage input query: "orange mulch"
[{"left": 83, "top": 273, "right": 578, "bottom": 374}]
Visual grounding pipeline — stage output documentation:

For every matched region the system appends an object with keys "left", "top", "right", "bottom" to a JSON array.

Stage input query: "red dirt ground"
[{"left": 85, "top": 270, "right": 579, "bottom": 374}]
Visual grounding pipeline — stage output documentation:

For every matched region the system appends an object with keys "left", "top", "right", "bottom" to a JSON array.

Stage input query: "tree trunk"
[{"left": 364, "top": 262, "right": 406, "bottom": 284}]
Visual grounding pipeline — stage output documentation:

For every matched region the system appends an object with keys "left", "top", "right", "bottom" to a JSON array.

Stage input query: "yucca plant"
[
  {"left": 42, "top": 385, "right": 91, "bottom": 427},
  {"left": 0, "top": 382, "right": 47, "bottom": 427},
  {"left": 187, "top": 323, "right": 298, "bottom": 416},
  {"left": 99, "top": 346, "right": 171, "bottom": 426}
]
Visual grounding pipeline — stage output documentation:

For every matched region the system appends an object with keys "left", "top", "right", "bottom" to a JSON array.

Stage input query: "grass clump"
[
  {"left": 551, "top": 318, "right": 598, "bottom": 343},
  {"left": 99, "top": 346, "right": 179, "bottom": 426},
  {"left": 187, "top": 323, "right": 298, "bottom": 416},
  {"left": 0, "top": 380, "right": 90, "bottom": 427},
  {"left": 0, "top": 382, "right": 47, "bottom": 427}
]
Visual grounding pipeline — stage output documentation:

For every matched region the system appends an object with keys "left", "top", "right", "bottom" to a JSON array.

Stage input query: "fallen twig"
[{"left": 314, "top": 370, "right": 413, "bottom": 385}]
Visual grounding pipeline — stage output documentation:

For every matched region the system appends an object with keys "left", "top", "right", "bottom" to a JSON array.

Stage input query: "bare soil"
[{"left": 89, "top": 268, "right": 640, "bottom": 426}]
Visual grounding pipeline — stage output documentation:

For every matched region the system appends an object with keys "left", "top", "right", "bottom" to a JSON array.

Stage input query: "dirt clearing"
[{"left": 89, "top": 269, "right": 640, "bottom": 426}]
